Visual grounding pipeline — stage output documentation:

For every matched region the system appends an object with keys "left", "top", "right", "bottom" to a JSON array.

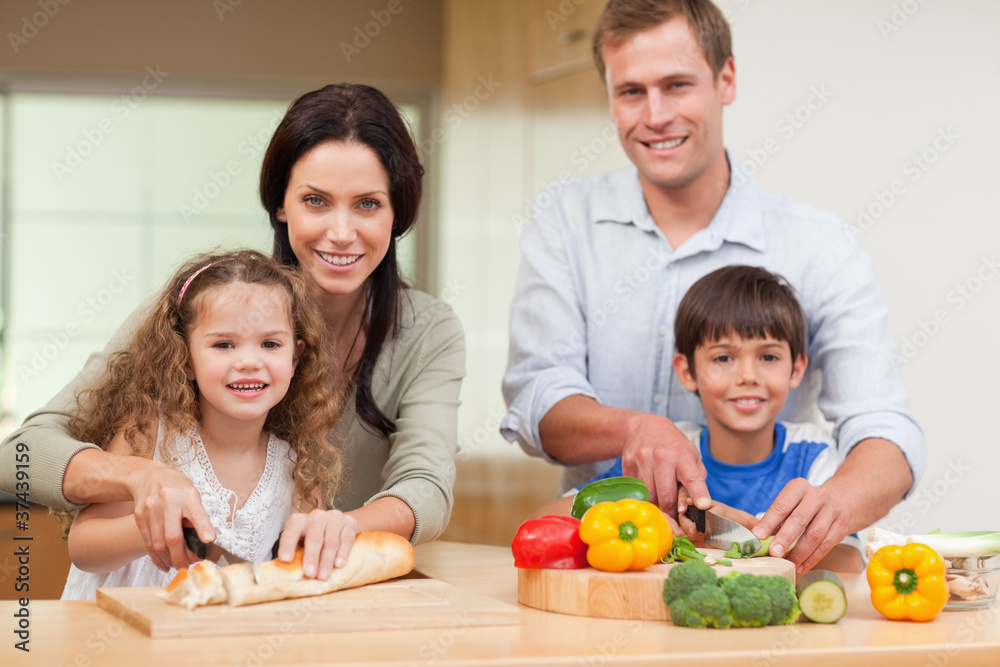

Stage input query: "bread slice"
[{"left": 161, "top": 560, "right": 227, "bottom": 610}]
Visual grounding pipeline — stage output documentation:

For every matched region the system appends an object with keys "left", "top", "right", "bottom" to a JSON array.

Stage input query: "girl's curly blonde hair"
[{"left": 68, "top": 248, "right": 345, "bottom": 512}]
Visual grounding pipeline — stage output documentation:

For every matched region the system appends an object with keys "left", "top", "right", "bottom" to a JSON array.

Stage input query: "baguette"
[
  {"left": 163, "top": 531, "right": 415, "bottom": 609},
  {"left": 222, "top": 530, "right": 415, "bottom": 606}
]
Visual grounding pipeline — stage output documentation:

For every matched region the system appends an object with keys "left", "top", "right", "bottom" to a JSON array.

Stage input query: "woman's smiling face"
[{"left": 277, "top": 140, "right": 394, "bottom": 302}]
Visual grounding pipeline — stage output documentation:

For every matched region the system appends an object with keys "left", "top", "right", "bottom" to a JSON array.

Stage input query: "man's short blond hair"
[{"left": 592, "top": 0, "right": 733, "bottom": 82}]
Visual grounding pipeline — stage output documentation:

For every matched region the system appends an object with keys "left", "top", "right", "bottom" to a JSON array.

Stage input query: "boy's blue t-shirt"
[{"left": 580, "top": 421, "right": 838, "bottom": 518}]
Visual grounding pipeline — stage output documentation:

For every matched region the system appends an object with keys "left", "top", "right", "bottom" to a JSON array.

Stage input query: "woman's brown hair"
[
  {"left": 259, "top": 83, "right": 424, "bottom": 438},
  {"left": 69, "top": 248, "right": 345, "bottom": 510}
]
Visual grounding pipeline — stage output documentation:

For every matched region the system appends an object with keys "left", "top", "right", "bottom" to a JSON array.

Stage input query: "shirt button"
[
  {"left": 653, "top": 394, "right": 663, "bottom": 404},
  {"left": 659, "top": 325, "right": 669, "bottom": 336}
]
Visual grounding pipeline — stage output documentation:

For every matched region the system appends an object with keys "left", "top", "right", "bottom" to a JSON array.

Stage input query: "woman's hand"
[
  {"left": 84, "top": 428, "right": 214, "bottom": 572},
  {"left": 128, "top": 459, "right": 216, "bottom": 571},
  {"left": 277, "top": 509, "right": 359, "bottom": 580}
]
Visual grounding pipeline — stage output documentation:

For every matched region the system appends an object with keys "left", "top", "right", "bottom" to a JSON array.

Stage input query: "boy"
[{"left": 540, "top": 265, "right": 862, "bottom": 572}]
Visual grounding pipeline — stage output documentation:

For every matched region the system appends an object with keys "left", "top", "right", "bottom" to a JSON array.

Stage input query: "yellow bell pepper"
[
  {"left": 866, "top": 543, "right": 948, "bottom": 622},
  {"left": 578, "top": 499, "right": 673, "bottom": 572}
]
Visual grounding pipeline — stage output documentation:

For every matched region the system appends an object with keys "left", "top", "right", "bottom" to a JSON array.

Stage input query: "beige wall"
[{"left": 0, "top": 0, "right": 443, "bottom": 92}]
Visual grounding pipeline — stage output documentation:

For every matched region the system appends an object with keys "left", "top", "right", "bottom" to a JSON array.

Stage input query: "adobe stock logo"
[
  {"left": 7, "top": 0, "right": 71, "bottom": 54},
  {"left": 340, "top": 0, "right": 412, "bottom": 63},
  {"left": 852, "top": 127, "right": 958, "bottom": 237},
  {"left": 51, "top": 65, "right": 170, "bottom": 181},
  {"left": 17, "top": 268, "right": 134, "bottom": 384},
  {"left": 895, "top": 254, "right": 999, "bottom": 367}
]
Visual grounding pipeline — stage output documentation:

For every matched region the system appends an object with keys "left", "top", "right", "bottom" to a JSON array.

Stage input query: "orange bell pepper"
[
  {"left": 866, "top": 543, "right": 948, "bottom": 621},
  {"left": 578, "top": 499, "right": 673, "bottom": 572}
]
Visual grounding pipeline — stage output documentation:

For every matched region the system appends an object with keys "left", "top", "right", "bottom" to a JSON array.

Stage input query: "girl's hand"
[{"left": 277, "top": 509, "right": 359, "bottom": 580}]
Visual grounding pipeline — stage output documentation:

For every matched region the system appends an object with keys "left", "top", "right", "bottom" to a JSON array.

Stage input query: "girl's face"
[
  {"left": 186, "top": 283, "right": 301, "bottom": 427},
  {"left": 277, "top": 141, "right": 395, "bottom": 303}
]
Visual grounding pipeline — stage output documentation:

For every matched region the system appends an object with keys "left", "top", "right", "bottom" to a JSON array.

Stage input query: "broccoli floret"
[
  {"left": 717, "top": 572, "right": 768, "bottom": 627},
  {"left": 720, "top": 572, "right": 800, "bottom": 626},
  {"left": 716, "top": 570, "right": 748, "bottom": 592},
  {"left": 757, "top": 575, "right": 801, "bottom": 625},
  {"left": 668, "top": 585, "right": 735, "bottom": 629},
  {"left": 668, "top": 598, "right": 708, "bottom": 628},
  {"left": 663, "top": 559, "right": 718, "bottom": 605},
  {"left": 689, "top": 585, "right": 735, "bottom": 628},
  {"left": 664, "top": 561, "right": 798, "bottom": 629}
]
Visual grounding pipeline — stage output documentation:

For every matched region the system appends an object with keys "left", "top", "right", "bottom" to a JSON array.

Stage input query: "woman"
[{"left": 0, "top": 84, "right": 465, "bottom": 580}]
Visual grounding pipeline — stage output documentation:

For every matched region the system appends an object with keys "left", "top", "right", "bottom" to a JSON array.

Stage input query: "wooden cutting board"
[
  {"left": 98, "top": 573, "right": 519, "bottom": 638},
  {"left": 518, "top": 549, "right": 795, "bottom": 621}
]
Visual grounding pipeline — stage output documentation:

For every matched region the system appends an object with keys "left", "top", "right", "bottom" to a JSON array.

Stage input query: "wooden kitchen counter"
[{"left": 3, "top": 541, "right": 998, "bottom": 666}]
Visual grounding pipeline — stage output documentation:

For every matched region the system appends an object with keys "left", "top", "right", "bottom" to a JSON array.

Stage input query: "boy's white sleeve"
[
  {"left": 806, "top": 446, "right": 840, "bottom": 487},
  {"left": 804, "top": 443, "right": 865, "bottom": 557}
]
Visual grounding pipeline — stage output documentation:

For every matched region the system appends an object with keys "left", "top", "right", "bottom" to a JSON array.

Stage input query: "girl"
[{"left": 61, "top": 249, "right": 352, "bottom": 598}]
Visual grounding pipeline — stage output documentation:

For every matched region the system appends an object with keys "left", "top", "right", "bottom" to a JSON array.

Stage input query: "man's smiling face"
[{"left": 603, "top": 16, "right": 735, "bottom": 193}]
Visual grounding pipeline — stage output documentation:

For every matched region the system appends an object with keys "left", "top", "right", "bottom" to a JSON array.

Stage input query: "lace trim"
[
  {"left": 176, "top": 428, "right": 294, "bottom": 562},
  {"left": 191, "top": 428, "right": 278, "bottom": 521}
]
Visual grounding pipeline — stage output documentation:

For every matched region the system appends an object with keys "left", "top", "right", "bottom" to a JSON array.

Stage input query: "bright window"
[{"left": 0, "top": 93, "right": 420, "bottom": 432}]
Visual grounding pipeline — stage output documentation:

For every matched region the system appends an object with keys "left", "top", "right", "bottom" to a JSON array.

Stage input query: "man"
[{"left": 501, "top": 0, "right": 923, "bottom": 573}]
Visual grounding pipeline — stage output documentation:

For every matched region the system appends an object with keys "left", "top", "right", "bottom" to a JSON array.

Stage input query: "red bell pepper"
[{"left": 511, "top": 515, "right": 589, "bottom": 569}]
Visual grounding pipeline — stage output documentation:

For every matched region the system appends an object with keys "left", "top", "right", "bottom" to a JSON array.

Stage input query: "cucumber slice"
[{"left": 796, "top": 570, "right": 847, "bottom": 623}]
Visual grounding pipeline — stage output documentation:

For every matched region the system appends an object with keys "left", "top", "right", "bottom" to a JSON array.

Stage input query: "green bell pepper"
[{"left": 570, "top": 476, "right": 650, "bottom": 520}]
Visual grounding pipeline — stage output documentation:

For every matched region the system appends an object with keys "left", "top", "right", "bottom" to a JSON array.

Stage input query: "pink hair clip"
[{"left": 178, "top": 259, "right": 232, "bottom": 304}]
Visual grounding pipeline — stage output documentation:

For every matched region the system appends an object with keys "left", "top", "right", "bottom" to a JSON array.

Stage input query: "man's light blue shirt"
[{"left": 500, "top": 153, "right": 924, "bottom": 493}]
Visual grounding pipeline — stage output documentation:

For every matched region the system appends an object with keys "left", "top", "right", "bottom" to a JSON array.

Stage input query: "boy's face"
[
  {"left": 672, "top": 335, "right": 807, "bottom": 441},
  {"left": 603, "top": 16, "right": 735, "bottom": 193}
]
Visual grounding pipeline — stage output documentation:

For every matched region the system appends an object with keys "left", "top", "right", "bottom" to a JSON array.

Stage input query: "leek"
[
  {"left": 724, "top": 534, "right": 799, "bottom": 559},
  {"left": 867, "top": 527, "right": 1000, "bottom": 558}
]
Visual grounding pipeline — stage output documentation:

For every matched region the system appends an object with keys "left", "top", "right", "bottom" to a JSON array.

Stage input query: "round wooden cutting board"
[{"left": 517, "top": 549, "right": 795, "bottom": 621}]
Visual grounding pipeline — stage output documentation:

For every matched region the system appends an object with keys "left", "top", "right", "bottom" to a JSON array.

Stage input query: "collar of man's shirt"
[{"left": 590, "top": 150, "right": 767, "bottom": 256}]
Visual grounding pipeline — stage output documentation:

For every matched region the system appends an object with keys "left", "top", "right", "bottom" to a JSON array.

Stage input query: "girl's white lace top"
[{"left": 61, "top": 424, "right": 295, "bottom": 600}]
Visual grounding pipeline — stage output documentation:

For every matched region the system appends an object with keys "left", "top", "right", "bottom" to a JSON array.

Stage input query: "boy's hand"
[
  {"left": 277, "top": 509, "right": 359, "bottom": 580},
  {"left": 620, "top": 414, "right": 711, "bottom": 518}
]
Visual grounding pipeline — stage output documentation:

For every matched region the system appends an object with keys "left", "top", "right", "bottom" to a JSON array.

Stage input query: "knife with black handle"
[
  {"left": 684, "top": 506, "right": 763, "bottom": 554},
  {"left": 182, "top": 526, "right": 262, "bottom": 583}
]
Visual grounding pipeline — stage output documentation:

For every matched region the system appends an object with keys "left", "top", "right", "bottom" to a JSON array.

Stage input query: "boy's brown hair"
[
  {"left": 592, "top": 0, "right": 733, "bottom": 83},
  {"left": 675, "top": 265, "right": 806, "bottom": 372}
]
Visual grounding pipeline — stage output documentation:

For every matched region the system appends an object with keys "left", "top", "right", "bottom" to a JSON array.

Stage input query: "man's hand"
[
  {"left": 751, "top": 478, "right": 851, "bottom": 573},
  {"left": 620, "top": 413, "right": 711, "bottom": 518},
  {"left": 278, "top": 509, "right": 359, "bottom": 580},
  {"left": 127, "top": 460, "right": 215, "bottom": 572},
  {"left": 752, "top": 438, "right": 912, "bottom": 573},
  {"left": 539, "top": 397, "right": 712, "bottom": 518}
]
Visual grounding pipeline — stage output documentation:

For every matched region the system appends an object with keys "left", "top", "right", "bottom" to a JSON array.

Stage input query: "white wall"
[
  {"left": 723, "top": 0, "right": 999, "bottom": 535},
  {"left": 438, "top": 0, "right": 1000, "bottom": 535}
]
